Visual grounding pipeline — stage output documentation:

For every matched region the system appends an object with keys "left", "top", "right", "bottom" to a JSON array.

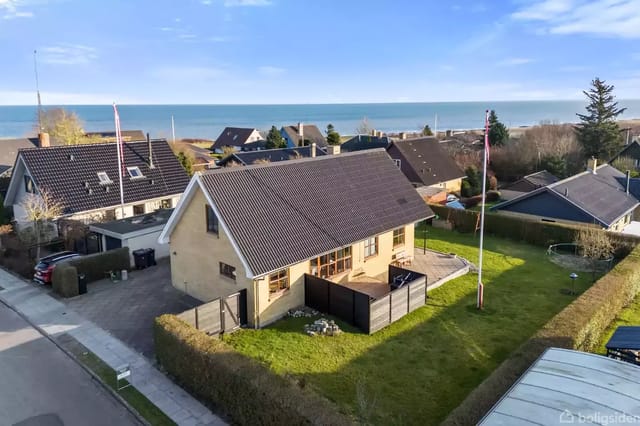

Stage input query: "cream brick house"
[{"left": 159, "top": 150, "right": 434, "bottom": 327}]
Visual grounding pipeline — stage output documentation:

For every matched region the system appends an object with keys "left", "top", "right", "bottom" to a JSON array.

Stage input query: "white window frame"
[
  {"left": 127, "top": 166, "right": 144, "bottom": 179},
  {"left": 97, "top": 171, "right": 112, "bottom": 185},
  {"left": 393, "top": 159, "right": 401, "bottom": 168}
]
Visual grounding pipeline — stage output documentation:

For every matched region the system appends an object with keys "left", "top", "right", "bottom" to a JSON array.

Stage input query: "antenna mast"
[{"left": 34, "top": 50, "right": 43, "bottom": 132}]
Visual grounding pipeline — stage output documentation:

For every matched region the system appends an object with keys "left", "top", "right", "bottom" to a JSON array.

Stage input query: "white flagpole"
[
  {"left": 113, "top": 103, "right": 125, "bottom": 218},
  {"left": 171, "top": 115, "right": 176, "bottom": 144},
  {"left": 477, "top": 110, "right": 489, "bottom": 309}
]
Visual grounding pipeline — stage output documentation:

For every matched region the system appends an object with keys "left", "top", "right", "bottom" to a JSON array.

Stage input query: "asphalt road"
[{"left": 0, "top": 303, "right": 141, "bottom": 426}]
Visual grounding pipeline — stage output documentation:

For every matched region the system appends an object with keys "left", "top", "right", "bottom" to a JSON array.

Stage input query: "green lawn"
[
  {"left": 224, "top": 227, "right": 593, "bottom": 425},
  {"left": 595, "top": 293, "right": 640, "bottom": 354}
]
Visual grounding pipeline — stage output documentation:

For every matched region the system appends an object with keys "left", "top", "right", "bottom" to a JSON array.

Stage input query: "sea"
[{"left": 2, "top": 100, "right": 640, "bottom": 140}]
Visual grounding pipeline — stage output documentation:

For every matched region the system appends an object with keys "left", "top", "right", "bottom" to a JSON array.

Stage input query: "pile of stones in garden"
[
  {"left": 304, "top": 318, "right": 341, "bottom": 336},
  {"left": 287, "top": 307, "right": 319, "bottom": 318}
]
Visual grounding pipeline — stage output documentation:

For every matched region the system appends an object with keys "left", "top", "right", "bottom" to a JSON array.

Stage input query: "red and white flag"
[{"left": 484, "top": 109, "right": 490, "bottom": 164}]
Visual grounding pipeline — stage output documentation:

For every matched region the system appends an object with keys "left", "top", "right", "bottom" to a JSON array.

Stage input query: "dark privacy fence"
[{"left": 304, "top": 266, "right": 427, "bottom": 334}]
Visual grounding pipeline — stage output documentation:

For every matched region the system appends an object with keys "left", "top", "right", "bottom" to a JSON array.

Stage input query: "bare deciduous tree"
[
  {"left": 356, "top": 117, "right": 372, "bottom": 135},
  {"left": 575, "top": 227, "right": 614, "bottom": 281},
  {"left": 37, "top": 108, "right": 88, "bottom": 145},
  {"left": 20, "top": 188, "right": 64, "bottom": 259}
]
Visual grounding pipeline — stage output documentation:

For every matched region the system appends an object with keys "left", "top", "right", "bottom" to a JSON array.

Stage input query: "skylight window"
[
  {"left": 97, "top": 172, "right": 112, "bottom": 185},
  {"left": 127, "top": 166, "right": 144, "bottom": 179}
]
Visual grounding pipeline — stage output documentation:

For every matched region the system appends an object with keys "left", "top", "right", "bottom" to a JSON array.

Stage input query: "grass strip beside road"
[{"left": 59, "top": 335, "right": 176, "bottom": 426}]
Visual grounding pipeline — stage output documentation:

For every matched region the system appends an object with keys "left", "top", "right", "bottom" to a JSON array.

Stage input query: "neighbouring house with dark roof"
[
  {"left": 501, "top": 170, "right": 559, "bottom": 193},
  {"left": 4, "top": 139, "right": 190, "bottom": 226},
  {"left": 211, "top": 127, "right": 264, "bottom": 153},
  {"left": 85, "top": 130, "right": 146, "bottom": 142},
  {"left": 491, "top": 161, "right": 639, "bottom": 231},
  {"left": 89, "top": 208, "right": 173, "bottom": 267},
  {"left": 216, "top": 145, "right": 325, "bottom": 167},
  {"left": 340, "top": 135, "right": 391, "bottom": 153},
  {"left": 158, "top": 150, "right": 434, "bottom": 327},
  {"left": 386, "top": 137, "right": 466, "bottom": 192},
  {"left": 0, "top": 137, "right": 40, "bottom": 178},
  {"left": 609, "top": 140, "right": 640, "bottom": 170},
  {"left": 280, "top": 123, "right": 327, "bottom": 148}
]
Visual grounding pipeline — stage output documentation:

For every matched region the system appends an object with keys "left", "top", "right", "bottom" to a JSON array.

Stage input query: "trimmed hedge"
[
  {"left": 52, "top": 264, "right": 79, "bottom": 298},
  {"left": 443, "top": 244, "right": 640, "bottom": 425},
  {"left": 68, "top": 247, "right": 130, "bottom": 283},
  {"left": 154, "top": 315, "right": 353, "bottom": 426},
  {"left": 428, "top": 203, "right": 640, "bottom": 254}
]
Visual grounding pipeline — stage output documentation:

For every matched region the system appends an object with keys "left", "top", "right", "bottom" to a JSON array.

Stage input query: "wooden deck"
[{"left": 407, "top": 248, "right": 470, "bottom": 290}]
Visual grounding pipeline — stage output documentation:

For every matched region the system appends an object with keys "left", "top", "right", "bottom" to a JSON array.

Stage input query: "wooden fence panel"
[
  {"left": 197, "top": 299, "right": 222, "bottom": 335},
  {"left": 354, "top": 292, "right": 372, "bottom": 333},
  {"left": 330, "top": 284, "right": 355, "bottom": 324},
  {"left": 390, "top": 286, "right": 409, "bottom": 322},
  {"left": 408, "top": 279, "right": 427, "bottom": 312},
  {"left": 370, "top": 296, "right": 391, "bottom": 334},
  {"left": 177, "top": 308, "right": 197, "bottom": 327}
]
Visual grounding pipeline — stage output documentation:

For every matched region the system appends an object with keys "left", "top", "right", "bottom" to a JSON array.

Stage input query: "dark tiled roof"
[
  {"left": 90, "top": 209, "right": 173, "bottom": 235},
  {"left": 502, "top": 170, "right": 559, "bottom": 192},
  {"left": 282, "top": 124, "right": 328, "bottom": 148},
  {"left": 217, "top": 146, "right": 326, "bottom": 167},
  {"left": 241, "top": 140, "right": 267, "bottom": 151},
  {"left": 199, "top": 150, "right": 434, "bottom": 277},
  {"left": 341, "top": 135, "right": 391, "bottom": 152},
  {"left": 0, "top": 137, "right": 38, "bottom": 169},
  {"left": 493, "top": 165, "right": 639, "bottom": 227},
  {"left": 212, "top": 127, "right": 261, "bottom": 150},
  {"left": 85, "top": 130, "right": 146, "bottom": 142},
  {"left": 386, "top": 137, "right": 465, "bottom": 186},
  {"left": 609, "top": 141, "right": 640, "bottom": 163},
  {"left": 20, "top": 139, "right": 190, "bottom": 215}
]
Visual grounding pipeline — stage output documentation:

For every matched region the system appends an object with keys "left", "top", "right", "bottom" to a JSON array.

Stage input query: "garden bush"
[
  {"left": 52, "top": 263, "right": 79, "bottom": 298},
  {"left": 485, "top": 190, "right": 501, "bottom": 202},
  {"left": 68, "top": 247, "right": 129, "bottom": 283},
  {"left": 443, "top": 244, "right": 640, "bottom": 425},
  {"left": 154, "top": 315, "right": 353, "bottom": 426},
  {"left": 428, "top": 203, "right": 639, "bottom": 254}
]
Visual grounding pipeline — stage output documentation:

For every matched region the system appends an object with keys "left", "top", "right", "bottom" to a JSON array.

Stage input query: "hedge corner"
[{"left": 52, "top": 263, "right": 79, "bottom": 298}]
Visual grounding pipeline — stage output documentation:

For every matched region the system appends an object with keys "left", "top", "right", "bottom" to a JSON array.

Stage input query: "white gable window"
[
  {"left": 97, "top": 172, "right": 112, "bottom": 185},
  {"left": 127, "top": 166, "right": 144, "bottom": 179},
  {"left": 393, "top": 159, "right": 401, "bottom": 168}
]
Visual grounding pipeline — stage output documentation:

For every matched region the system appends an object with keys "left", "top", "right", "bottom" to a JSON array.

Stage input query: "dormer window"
[
  {"left": 97, "top": 172, "right": 112, "bottom": 185},
  {"left": 393, "top": 159, "right": 401, "bottom": 168},
  {"left": 127, "top": 166, "right": 144, "bottom": 179}
]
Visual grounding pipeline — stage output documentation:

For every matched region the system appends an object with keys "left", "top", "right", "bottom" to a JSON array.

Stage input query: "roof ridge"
[
  {"left": 18, "top": 139, "right": 166, "bottom": 151},
  {"left": 203, "top": 149, "right": 386, "bottom": 175}
]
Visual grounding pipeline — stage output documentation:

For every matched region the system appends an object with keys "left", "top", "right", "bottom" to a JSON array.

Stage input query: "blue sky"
[{"left": 1, "top": 0, "right": 639, "bottom": 104}]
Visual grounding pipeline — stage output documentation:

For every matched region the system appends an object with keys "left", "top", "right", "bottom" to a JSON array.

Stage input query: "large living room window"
[
  {"left": 269, "top": 269, "right": 289, "bottom": 293},
  {"left": 312, "top": 247, "right": 352, "bottom": 278},
  {"left": 206, "top": 205, "right": 219, "bottom": 235},
  {"left": 393, "top": 227, "right": 405, "bottom": 247},
  {"left": 364, "top": 237, "right": 378, "bottom": 258}
]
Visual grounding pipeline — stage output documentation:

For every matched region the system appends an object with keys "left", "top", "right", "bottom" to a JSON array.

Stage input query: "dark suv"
[{"left": 33, "top": 251, "right": 80, "bottom": 285}]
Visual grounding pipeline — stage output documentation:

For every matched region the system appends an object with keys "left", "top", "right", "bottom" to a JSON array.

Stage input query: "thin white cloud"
[
  {"left": 40, "top": 44, "right": 98, "bottom": 65},
  {"left": 0, "top": 90, "right": 141, "bottom": 105},
  {"left": 0, "top": 0, "right": 33, "bottom": 19},
  {"left": 152, "top": 66, "right": 226, "bottom": 81},
  {"left": 258, "top": 65, "right": 285, "bottom": 76},
  {"left": 208, "top": 36, "right": 229, "bottom": 42},
  {"left": 224, "top": 0, "right": 271, "bottom": 7},
  {"left": 631, "top": 52, "right": 640, "bottom": 60},
  {"left": 159, "top": 27, "right": 174, "bottom": 32},
  {"left": 512, "top": 0, "right": 640, "bottom": 39},
  {"left": 178, "top": 33, "right": 197, "bottom": 40},
  {"left": 497, "top": 57, "right": 534, "bottom": 66},
  {"left": 201, "top": 0, "right": 212, "bottom": 4}
]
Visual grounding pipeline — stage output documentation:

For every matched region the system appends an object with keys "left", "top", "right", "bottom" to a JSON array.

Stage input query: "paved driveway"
[{"left": 61, "top": 258, "right": 200, "bottom": 359}]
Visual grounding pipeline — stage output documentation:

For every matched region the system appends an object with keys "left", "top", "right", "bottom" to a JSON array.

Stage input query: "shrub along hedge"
[
  {"left": 154, "top": 315, "right": 353, "bottom": 426},
  {"left": 443, "top": 244, "right": 640, "bottom": 425},
  {"left": 52, "top": 264, "right": 79, "bottom": 298},
  {"left": 428, "top": 203, "right": 640, "bottom": 255},
  {"left": 68, "top": 247, "right": 129, "bottom": 283}
]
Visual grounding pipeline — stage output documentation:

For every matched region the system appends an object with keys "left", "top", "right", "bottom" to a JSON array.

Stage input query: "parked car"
[{"left": 33, "top": 251, "right": 80, "bottom": 285}]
